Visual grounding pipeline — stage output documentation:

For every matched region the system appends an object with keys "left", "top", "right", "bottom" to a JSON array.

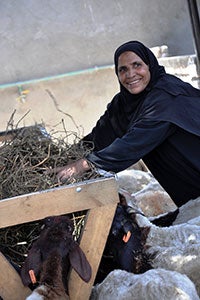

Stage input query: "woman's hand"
[{"left": 49, "top": 159, "right": 91, "bottom": 183}]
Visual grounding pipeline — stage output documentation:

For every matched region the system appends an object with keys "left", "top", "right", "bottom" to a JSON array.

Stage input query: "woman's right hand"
[{"left": 47, "top": 158, "right": 91, "bottom": 183}]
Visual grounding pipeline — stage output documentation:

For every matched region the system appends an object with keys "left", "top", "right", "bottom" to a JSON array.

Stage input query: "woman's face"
[{"left": 117, "top": 51, "right": 151, "bottom": 94}]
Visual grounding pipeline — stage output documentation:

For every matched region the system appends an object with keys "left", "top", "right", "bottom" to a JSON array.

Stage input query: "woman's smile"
[{"left": 117, "top": 51, "right": 151, "bottom": 94}]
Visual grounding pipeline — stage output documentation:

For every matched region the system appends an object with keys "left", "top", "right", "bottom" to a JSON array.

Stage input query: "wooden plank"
[
  {"left": 68, "top": 203, "right": 118, "bottom": 300},
  {"left": 0, "top": 177, "right": 118, "bottom": 228},
  {"left": 0, "top": 133, "right": 13, "bottom": 142},
  {"left": 0, "top": 125, "right": 46, "bottom": 143},
  {"left": 0, "top": 252, "right": 31, "bottom": 300}
]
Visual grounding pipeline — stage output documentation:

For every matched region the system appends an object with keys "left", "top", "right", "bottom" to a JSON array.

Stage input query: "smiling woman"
[
  {"left": 117, "top": 51, "right": 151, "bottom": 94},
  {"left": 51, "top": 40, "right": 200, "bottom": 208}
]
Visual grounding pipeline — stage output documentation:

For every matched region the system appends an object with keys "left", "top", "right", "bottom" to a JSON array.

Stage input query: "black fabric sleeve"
[{"left": 86, "top": 120, "right": 175, "bottom": 173}]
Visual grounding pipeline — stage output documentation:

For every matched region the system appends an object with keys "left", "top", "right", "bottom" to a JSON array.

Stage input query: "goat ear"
[
  {"left": 20, "top": 246, "right": 42, "bottom": 286},
  {"left": 69, "top": 244, "right": 92, "bottom": 282}
]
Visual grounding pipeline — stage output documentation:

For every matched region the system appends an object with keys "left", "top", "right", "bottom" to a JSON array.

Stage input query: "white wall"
[{"left": 0, "top": 0, "right": 199, "bottom": 84}]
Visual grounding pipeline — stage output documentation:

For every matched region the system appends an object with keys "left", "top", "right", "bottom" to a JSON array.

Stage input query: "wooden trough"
[{"left": 0, "top": 176, "right": 119, "bottom": 300}]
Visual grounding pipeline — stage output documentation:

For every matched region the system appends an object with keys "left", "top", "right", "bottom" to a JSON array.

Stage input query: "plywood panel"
[
  {"left": 0, "top": 252, "right": 31, "bottom": 300},
  {"left": 0, "top": 177, "right": 118, "bottom": 229},
  {"left": 68, "top": 204, "right": 118, "bottom": 300}
]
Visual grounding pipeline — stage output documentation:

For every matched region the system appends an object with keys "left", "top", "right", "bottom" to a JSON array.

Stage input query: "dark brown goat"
[
  {"left": 21, "top": 215, "right": 92, "bottom": 299},
  {"left": 25, "top": 249, "right": 69, "bottom": 299},
  {"left": 96, "top": 199, "right": 180, "bottom": 284},
  {"left": 95, "top": 204, "right": 152, "bottom": 284}
]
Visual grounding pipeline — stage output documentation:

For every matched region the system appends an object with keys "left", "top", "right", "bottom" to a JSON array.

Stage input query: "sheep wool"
[
  {"left": 90, "top": 268, "right": 200, "bottom": 300},
  {"left": 173, "top": 197, "right": 200, "bottom": 225},
  {"left": 134, "top": 212, "right": 200, "bottom": 294},
  {"left": 135, "top": 213, "right": 200, "bottom": 248}
]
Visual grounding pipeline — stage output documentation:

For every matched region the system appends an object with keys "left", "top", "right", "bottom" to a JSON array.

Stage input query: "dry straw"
[{"left": 0, "top": 110, "right": 99, "bottom": 268}]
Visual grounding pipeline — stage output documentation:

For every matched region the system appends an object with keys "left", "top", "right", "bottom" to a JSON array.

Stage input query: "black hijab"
[
  {"left": 110, "top": 41, "right": 162, "bottom": 125},
  {"left": 84, "top": 41, "right": 200, "bottom": 150},
  {"left": 114, "top": 40, "right": 165, "bottom": 87},
  {"left": 113, "top": 41, "right": 200, "bottom": 136}
]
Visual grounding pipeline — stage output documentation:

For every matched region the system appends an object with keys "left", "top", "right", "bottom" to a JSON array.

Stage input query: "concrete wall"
[
  {"left": 0, "top": 54, "right": 198, "bottom": 137},
  {"left": 0, "top": 0, "right": 199, "bottom": 84}
]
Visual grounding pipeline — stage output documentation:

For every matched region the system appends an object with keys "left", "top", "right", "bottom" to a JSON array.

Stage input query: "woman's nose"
[{"left": 126, "top": 67, "right": 135, "bottom": 78}]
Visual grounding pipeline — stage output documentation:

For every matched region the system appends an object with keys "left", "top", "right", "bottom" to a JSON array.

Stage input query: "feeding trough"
[
  {"left": 0, "top": 127, "right": 119, "bottom": 300},
  {"left": 0, "top": 176, "right": 119, "bottom": 300}
]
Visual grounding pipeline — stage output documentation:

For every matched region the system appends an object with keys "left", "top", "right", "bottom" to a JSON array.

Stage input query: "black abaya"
[{"left": 83, "top": 41, "right": 200, "bottom": 207}]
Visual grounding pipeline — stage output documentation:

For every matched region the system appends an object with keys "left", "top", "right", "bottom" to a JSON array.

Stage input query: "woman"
[{"left": 54, "top": 41, "right": 200, "bottom": 207}]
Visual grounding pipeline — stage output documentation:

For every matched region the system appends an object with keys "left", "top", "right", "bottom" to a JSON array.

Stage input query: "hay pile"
[
  {"left": 0, "top": 115, "right": 99, "bottom": 268},
  {"left": 0, "top": 124, "right": 96, "bottom": 199}
]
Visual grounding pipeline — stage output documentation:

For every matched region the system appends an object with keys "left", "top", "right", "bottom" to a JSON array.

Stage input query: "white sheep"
[
  {"left": 135, "top": 211, "right": 200, "bottom": 246},
  {"left": 90, "top": 268, "right": 200, "bottom": 300},
  {"left": 134, "top": 212, "right": 200, "bottom": 294},
  {"left": 172, "top": 197, "right": 200, "bottom": 225}
]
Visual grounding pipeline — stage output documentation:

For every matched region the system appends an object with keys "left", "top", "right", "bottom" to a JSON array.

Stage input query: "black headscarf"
[
  {"left": 113, "top": 40, "right": 200, "bottom": 136},
  {"left": 85, "top": 41, "right": 200, "bottom": 205},
  {"left": 114, "top": 40, "right": 165, "bottom": 86},
  {"left": 112, "top": 41, "right": 165, "bottom": 121},
  {"left": 84, "top": 41, "right": 200, "bottom": 151}
]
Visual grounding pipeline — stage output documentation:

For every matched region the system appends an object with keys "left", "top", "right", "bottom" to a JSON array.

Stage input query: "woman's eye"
[
  {"left": 134, "top": 62, "right": 142, "bottom": 68},
  {"left": 118, "top": 67, "right": 126, "bottom": 73}
]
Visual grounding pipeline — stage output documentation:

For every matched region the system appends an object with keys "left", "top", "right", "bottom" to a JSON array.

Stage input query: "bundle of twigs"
[
  {"left": 0, "top": 111, "right": 99, "bottom": 268},
  {"left": 0, "top": 123, "right": 96, "bottom": 199}
]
